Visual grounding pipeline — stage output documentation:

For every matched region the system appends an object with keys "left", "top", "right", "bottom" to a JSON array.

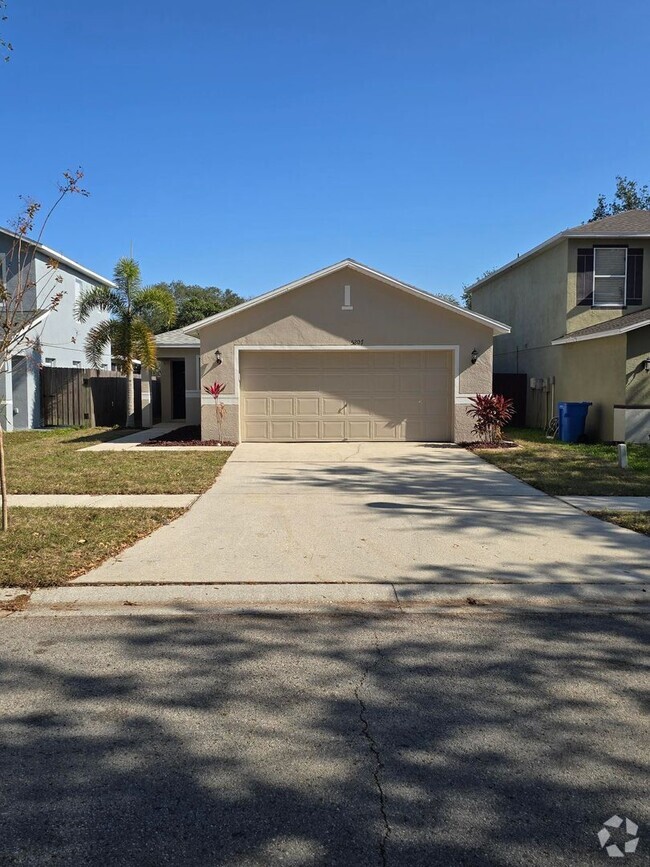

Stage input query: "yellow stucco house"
[{"left": 470, "top": 210, "right": 650, "bottom": 443}]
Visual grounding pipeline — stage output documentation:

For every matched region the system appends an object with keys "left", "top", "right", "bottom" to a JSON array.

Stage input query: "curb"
[{"left": 2, "top": 582, "right": 647, "bottom": 617}]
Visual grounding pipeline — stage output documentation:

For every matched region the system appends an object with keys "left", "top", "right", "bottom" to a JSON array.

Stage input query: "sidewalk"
[
  {"left": 560, "top": 496, "right": 650, "bottom": 512},
  {"left": 10, "top": 494, "right": 198, "bottom": 508}
]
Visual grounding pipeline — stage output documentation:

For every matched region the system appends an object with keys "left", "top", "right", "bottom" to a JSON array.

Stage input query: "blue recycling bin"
[{"left": 557, "top": 402, "right": 592, "bottom": 442}]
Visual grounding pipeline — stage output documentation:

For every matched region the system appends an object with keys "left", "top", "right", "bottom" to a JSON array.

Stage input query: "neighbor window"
[
  {"left": 577, "top": 246, "right": 644, "bottom": 307},
  {"left": 593, "top": 247, "right": 627, "bottom": 306},
  {"left": 45, "top": 357, "right": 56, "bottom": 367},
  {"left": 74, "top": 277, "right": 84, "bottom": 302}
]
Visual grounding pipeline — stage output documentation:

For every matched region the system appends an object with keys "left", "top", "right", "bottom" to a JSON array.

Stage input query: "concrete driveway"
[{"left": 77, "top": 442, "right": 650, "bottom": 588}]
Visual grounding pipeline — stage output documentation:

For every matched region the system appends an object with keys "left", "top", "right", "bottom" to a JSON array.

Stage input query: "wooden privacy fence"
[
  {"left": 40, "top": 368, "right": 160, "bottom": 428},
  {"left": 493, "top": 372, "right": 528, "bottom": 428}
]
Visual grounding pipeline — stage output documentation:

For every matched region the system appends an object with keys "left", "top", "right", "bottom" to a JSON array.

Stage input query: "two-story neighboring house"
[
  {"left": 0, "top": 228, "right": 115, "bottom": 430},
  {"left": 469, "top": 210, "right": 650, "bottom": 443}
]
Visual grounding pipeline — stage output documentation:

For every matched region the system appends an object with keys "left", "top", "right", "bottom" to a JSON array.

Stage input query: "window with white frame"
[
  {"left": 593, "top": 247, "right": 627, "bottom": 307},
  {"left": 74, "top": 277, "right": 84, "bottom": 303}
]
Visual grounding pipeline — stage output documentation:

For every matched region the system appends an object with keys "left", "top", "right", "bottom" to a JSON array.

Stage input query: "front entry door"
[{"left": 171, "top": 359, "right": 186, "bottom": 420}]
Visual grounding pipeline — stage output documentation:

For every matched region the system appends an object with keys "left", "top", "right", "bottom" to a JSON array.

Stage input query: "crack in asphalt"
[{"left": 355, "top": 631, "right": 391, "bottom": 867}]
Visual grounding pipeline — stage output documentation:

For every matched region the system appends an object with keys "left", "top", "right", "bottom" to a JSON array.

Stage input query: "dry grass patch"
[
  {"left": 1, "top": 507, "right": 183, "bottom": 588},
  {"left": 473, "top": 428, "right": 650, "bottom": 496},
  {"left": 5, "top": 427, "right": 230, "bottom": 494},
  {"left": 588, "top": 511, "right": 650, "bottom": 537}
]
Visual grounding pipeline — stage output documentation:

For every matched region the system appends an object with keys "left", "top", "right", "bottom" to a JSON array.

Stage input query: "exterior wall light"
[
  {"left": 644, "top": 358, "right": 650, "bottom": 373},
  {"left": 471, "top": 348, "right": 478, "bottom": 365},
  {"left": 215, "top": 349, "right": 223, "bottom": 365}
]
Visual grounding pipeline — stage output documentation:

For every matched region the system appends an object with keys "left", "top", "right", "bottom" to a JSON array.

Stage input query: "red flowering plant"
[
  {"left": 204, "top": 381, "right": 227, "bottom": 444},
  {"left": 467, "top": 393, "right": 515, "bottom": 443}
]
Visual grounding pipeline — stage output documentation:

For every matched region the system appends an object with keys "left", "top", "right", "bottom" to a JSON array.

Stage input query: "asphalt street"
[{"left": 0, "top": 611, "right": 647, "bottom": 866}]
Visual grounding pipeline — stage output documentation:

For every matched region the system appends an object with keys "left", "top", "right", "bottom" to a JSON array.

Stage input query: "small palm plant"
[
  {"left": 204, "top": 381, "right": 227, "bottom": 443},
  {"left": 76, "top": 257, "right": 175, "bottom": 427}
]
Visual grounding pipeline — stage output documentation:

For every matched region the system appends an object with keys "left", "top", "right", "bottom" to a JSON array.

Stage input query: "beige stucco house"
[
  {"left": 470, "top": 210, "right": 650, "bottom": 443},
  {"left": 151, "top": 260, "right": 508, "bottom": 443},
  {"left": 151, "top": 259, "right": 509, "bottom": 442}
]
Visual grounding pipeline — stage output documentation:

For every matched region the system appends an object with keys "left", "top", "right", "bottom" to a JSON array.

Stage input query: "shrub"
[{"left": 467, "top": 393, "right": 515, "bottom": 443}]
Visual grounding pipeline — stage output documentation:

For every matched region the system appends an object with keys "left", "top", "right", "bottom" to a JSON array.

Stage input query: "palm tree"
[{"left": 76, "top": 257, "right": 175, "bottom": 427}]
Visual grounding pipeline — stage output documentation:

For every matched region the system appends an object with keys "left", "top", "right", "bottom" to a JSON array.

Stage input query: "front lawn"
[
  {"left": 0, "top": 507, "right": 182, "bottom": 588},
  {"left": 589, "top": 511, "right": 650, "bottom": 537},
  {"left": 472, "top": 428, "right": 650, "bottom": 496},
  {"left": 4, "top": 427, "right": 230, "bottom": 494}
]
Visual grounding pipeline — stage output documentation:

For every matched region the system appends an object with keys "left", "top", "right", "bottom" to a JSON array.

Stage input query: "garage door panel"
[
  {"left": 323, "top": 397, "right": 345, "bottom": 415},
  {"left": 399, "top": 373, "right": 424, "bottom": 393},
  {"left": 270, "top": 397, "right": 293, "bottom": 415},
  {"left": 244, "top": 420, "right": 269, "bottom": 440},
  {"left": 323, "top": 420, "right": 346, "bottom": 438},
  {"left": 296, "top": 397, "right": 319, "bottom": 415},
  {"left": 244, "top": 397, "right": 269, "bottom": 415},
  {"left": 240, "top": 351, "right": 452, "bottom": 442},
  {"left": 296, "top": 421, "right": 319, "bottom": 439},
  {"left": 348, "top": 420, "right": 372, "bottom": 438},
  {"left": 373, "top": 420, "right": 400, "bottom": 439},
  {"left": 270, "top": 421, "right": 293, "bottom": 439}
]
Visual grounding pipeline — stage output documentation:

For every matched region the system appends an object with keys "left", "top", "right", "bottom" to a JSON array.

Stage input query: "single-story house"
[{"left": 150, "top": 259, "right": 509, "bottom": 443}]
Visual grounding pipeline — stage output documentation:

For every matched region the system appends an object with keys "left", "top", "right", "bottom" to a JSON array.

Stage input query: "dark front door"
[{"left": 171, "top": 359, "right": 186, "bottom": 420}]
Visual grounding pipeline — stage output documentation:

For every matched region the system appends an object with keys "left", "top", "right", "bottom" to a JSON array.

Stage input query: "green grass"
[
  {"left": 0, "top": 507, "right": 183, "bottom": 588},
  {"left": 472, "top": 427, "right": 650, "bottom": 496},
  {"left": 588, "top": 511, "right": 650, "bottom": 536},
  {"left": 4, "top": 427, "right": 230, "bottom": 494}
]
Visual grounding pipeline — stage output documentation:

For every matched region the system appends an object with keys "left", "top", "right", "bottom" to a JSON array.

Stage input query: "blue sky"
[{"left": 2, "top": 0, "right": 649, "bottom": 299}]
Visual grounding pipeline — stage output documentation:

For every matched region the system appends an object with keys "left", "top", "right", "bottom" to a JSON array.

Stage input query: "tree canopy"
[
  {"left": 433, "top": 293, "right": 460, "bottom": 307},
  {"left": 591, "top": 176, "right": 650, "bottom": 221},
  {"left": 146, "top": 281, "right": 246, "bottom": 332}
]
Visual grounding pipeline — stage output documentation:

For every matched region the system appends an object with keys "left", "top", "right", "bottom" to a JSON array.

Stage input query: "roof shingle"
[
  {"left": 155, "top": 327, "right": 199, "bottom": 348},
  {"left": 552, "top": 307, "right": 650, "bottom": 344}
]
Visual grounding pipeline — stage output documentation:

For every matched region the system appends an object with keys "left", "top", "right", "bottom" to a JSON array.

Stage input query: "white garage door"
[{"left": 240, "top": 350, "right": 453, "bottom": 442}]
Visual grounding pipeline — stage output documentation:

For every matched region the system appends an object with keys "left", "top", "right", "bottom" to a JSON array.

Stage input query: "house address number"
[{"left": 351, "top": 338, "right": 364, "bottom": 345}]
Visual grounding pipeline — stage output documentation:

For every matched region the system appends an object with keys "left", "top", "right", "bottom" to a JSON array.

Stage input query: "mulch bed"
[
  {"left": 462, "top": 440, "right": 519, "bottom": 451},
  {"left": 139, "top": 426, "right": 237, "bottom": 447}
]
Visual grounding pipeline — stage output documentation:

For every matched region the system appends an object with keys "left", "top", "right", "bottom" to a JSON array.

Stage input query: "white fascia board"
[
  {"left": 552, "top": 318, "right": 650, "bottom": 345},
  {"left": 183, "top": 259, "right": 511, "bottom": 336},
  {"left": 155, "top": 342, "right": 200, "bottom": 350},
  {"left": 0, "top": 227, "right": 116, "bottom": 287},
  {"left": 14, "top": 309, "right": 52, "bottom": 341}
]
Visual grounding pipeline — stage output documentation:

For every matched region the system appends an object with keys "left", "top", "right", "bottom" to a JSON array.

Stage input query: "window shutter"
[
  {"left": 576, "top": 248, "right": 594, "bottom": 305},
  {"left": 627, "top": 248, "right": 643, "bottom": 305}
]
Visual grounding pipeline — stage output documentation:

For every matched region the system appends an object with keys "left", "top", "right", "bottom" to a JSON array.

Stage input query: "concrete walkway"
[
  {"left": 80, "top": 424, "right": 233, "bottom": 452},
  {"left": 80, "top": 424, "right": 180, "bottom": 451},
  {"left": 10, "top": 494, "right": 198, "bottom": 508},
  {"left": 72, "top": 442, "right": 650, "bottom": 589},
  {"left": 560, "top": 496, "right": 650, "bottom": 512}
]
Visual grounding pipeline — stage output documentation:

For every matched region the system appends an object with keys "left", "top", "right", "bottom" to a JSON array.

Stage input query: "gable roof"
[
  {"left": 184, "top": 259, "right": 510, "bottom": 336},
  {"left": 469, "top": 210, "right": 650, "bottom": 293},
  {"left": 551, "top": 307, "right": 650, "bottom": 345},
  {"left": 0, "top": 227, "right": 116, "bottom": 287},
  {"left": 155, "top": 327, "right": 200, "bottom": 349}
]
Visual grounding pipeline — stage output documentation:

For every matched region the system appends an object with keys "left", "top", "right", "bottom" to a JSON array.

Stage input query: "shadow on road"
[{"left": 0, "top": 610, "right": 647, "bottom": 865}]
